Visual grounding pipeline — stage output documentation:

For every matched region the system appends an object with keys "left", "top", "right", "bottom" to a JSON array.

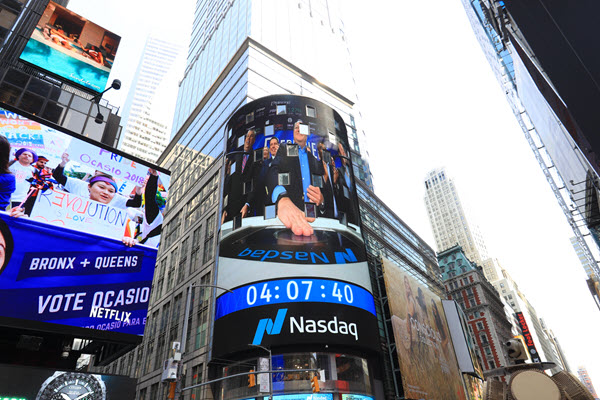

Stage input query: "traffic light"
[
  {"left": 248, "top": 369, "right": 256, "bottom": 387},
  {"left": 311, "top": 375, "right": 320, "bottom": 393}
]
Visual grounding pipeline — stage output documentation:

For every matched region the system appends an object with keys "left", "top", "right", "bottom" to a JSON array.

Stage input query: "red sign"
[{"left": 515, "top": 312, "right": 541, "bottom": 362}]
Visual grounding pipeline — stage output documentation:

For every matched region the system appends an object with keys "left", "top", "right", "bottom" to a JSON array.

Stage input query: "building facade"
[
  {"left": 460, "top": 0, "right": 600, "bottom": 304},
  {"left": 424, "top": 167, "right": 501, "bottom": 282},
  {"left": 492, "top": 269, "right": 565, "bottom": 373},
  {"left": 577, "top": 366, "right": 600, "bottom": 400},
  {"left": 437, "top": 245, "right": 513, "bottom": 371},
  {"left": 92, "top": 1, "right": 450, "bottom": 400},
  {"left": 118, "top": 35, "right": 183, "bottom": 162}
]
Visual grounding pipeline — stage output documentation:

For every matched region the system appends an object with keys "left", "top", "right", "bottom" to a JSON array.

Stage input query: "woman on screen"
[
  {"left": 52, "top": 152, "right": 141, "bottom": 208},
  {"left": 0, "top": 136, "right": 15, "bottom": 210}
]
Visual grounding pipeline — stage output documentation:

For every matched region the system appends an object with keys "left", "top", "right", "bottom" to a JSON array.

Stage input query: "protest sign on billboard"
[
  {"left": 19, "top": 1, "right": 121, "bottom": 93},
  {"left": 382, "top": 257, "right": 466, "bottom": 400},
  {"left": 0, "top": 106, "right": 169, "bottom": 338},
  {"left": 212, "top": 95, "right": 378, "bottom": 357}
]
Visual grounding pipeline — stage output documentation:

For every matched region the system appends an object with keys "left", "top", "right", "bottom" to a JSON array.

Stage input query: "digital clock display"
[{"left": 216, "top": 278, "right": 375, "bottom": 319}]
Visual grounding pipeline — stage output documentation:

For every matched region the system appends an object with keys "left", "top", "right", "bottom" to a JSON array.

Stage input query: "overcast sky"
[{"left": 67, "top": 0, "right": 599, "bottom": 387}]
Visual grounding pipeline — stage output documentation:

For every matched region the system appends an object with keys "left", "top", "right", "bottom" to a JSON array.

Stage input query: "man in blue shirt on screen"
[{"left": 268, "top": 120, "right": 325, "bottom": 236}]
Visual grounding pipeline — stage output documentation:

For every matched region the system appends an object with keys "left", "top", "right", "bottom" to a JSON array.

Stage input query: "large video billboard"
[
  {"left": 382, "top": 258, "right": 466, "bottom": 400},
  {"left": 212, "top": 95, "right": 378, "bottom": 356},
  {"left": 0, "top": 364, "right": 136, "bottom": 399},
  {"left": 19, "top": 1, "right": 121, "bottom": 93},
  {"left": 0, "top": 106, "right": 169, "bottom": 337}
]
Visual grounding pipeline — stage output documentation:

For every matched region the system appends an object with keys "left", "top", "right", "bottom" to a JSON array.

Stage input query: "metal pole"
[{"left": 248, "top": 344, "right": 272, "bottom": 400}]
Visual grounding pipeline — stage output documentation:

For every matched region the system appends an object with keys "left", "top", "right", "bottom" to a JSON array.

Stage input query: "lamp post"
[
  {"left": 91, "top": 79, "right": 121, "bottom": 124},
  {"left": 248, "top": 343, "right": 272, "bottom": 400}
]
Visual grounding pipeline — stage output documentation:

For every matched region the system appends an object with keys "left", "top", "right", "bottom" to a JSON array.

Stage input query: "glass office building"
[
  {"left": 460, "top": 0, "right": 600, "bottom": 299},
  {"left": 95, "top": 2, "right": 446, "bottom": 399}
]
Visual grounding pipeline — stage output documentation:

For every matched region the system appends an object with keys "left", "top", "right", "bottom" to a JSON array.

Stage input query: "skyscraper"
[
  {"left": 460, "top": 0, "right": 600, "bottom": 303},
  {"left": 578, "top": 366, "right": 600, "bottom": 400},
  {"left": 438, "top": 245, "right": 513, "bottom": 372},
  {"left": 493, "top": 269, "right": 566, "bottom": 374},
  {"left": 118, "top": 35, "right": 183, "bottom": 162},
  {"left": 92, "top": 2, "right": 460, "bottom": 399},
  {"left": 424, "top": 167, "right": 501, "bottom": 281}
]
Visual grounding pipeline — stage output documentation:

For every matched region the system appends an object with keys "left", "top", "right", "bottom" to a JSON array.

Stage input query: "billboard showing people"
[
  {"left": 19, "top": 1, "right": 121, "bottom": 93},
  {"left": 382, "top": 257, "right": 466, "bottom": 400},
  {"left": 0, "top": 107, "right": 169, "bottom": 336},
  {"left": 213, "top": 95, "right": 378, "bottom": 356}
]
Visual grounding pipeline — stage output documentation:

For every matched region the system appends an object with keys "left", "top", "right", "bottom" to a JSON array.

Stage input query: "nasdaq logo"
[{"left": 252, "top": 308, "right": 287, "bottom": 345}]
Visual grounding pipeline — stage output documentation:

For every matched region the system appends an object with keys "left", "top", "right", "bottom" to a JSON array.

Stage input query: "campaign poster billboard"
[
  {"left": 19, "top": 1, "right": 121, "bottom": 93},
  {"left": 0, "top": 364, "right": 136, "bottom": 399},
  {"left": 382, "top": 258, "right": 466, "bottom": 400},
  {"left": 0, "top": 106, "right": 169, "bottom": 337},
  {"left": 213, "top": 95, "right": 378, "bottom": 356}
]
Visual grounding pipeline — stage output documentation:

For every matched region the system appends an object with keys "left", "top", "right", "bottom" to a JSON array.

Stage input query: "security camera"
[
  {"left": 111, "top": 79, "right": 122, "bottom": 90},
  {"left": 505, "top": 339, "right": 527, "bottom": 363}
]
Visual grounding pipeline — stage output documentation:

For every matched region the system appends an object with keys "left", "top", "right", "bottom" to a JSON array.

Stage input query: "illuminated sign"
[
  {"left": 0, "top": 107, "right": 169, "bottom": 337},
  {"left": 213, "top": 95, "right": 377, "bottom": 356},
  {"left": 341, "top": 395, "right": 374, "bottom": 400},
  {"left": 515, "top": 311, "right": 541, "bottom": 363},
  {"left": 19, "top": 1, "right": 121, "bottom": 93},
  {"left": 0, "top": 364, "right": 135, "bottom": 399}
]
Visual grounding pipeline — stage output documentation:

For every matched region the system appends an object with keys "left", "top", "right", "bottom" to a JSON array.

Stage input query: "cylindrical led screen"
[{"left": 213, "top": 95, "right": 378, "bottom": 356}]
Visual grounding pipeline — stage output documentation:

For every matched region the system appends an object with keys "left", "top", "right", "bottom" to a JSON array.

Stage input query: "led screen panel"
[
  {"left": 19, "top": 1, "right": 121, "bottom": 93},
  {"left": 382, "top": 258, "right": 466, "bottom": 400},
  {"left": 213, "top": 95, "right": 378, "bottom": 357},
  {"left": 0, "top": 107, "right": 170, "bottom": 337},
  {"left": 515, "top": 311, "right": 541, "bottom": 363},
  {"left": 0, "top": 364, "right": 136, "bottom": 399}
]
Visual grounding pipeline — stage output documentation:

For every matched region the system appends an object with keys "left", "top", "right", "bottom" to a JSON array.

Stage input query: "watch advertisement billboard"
[
  {"left": 0, "top": 107, "right": 169, "bottom": 337},
  {"left": 0, "top": 364, "right": 135, "bottom": 399},
  {"left": 213, "top": 95, "right": 377, "bottom": 356},
  {"left": 19, "top": 1, "right": 121, "bottom": 93},
  {"left": 382, "top": 258, "right": 466, "bottom": 400}
]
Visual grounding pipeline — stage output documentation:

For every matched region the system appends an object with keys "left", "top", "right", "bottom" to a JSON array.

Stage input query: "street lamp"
[
  {"left": 91, "top": 79, "right": 121, "bottom": 124},
  {"left": 248, "top": 343, "right": 272, "bottom": 400}
]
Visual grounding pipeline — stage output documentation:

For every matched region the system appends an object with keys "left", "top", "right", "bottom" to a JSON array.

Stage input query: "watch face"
[{"left": 37, "top": 372, "right": 105, "bottom": 400}]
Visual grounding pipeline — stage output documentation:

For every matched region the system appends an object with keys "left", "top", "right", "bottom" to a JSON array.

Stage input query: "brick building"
[{"left": 438, "top": 245, "right": 514, "bottom": 372}]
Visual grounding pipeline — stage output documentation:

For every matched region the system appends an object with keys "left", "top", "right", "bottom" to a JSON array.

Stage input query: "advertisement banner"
[
  {"left": 19, "top": 1, "right": 121, "bottom": 93},
  {"left": 0, "top": 364, "right": 136, "bottom": 399},
  {"left": 442, "top": 300, "right": 484, "bottom": 378},
  {"left": 382, "top": 258, "right": 466, "bottom": 400},
  {"left": 515, "top": 312, "right": 541, "bottom": 363},
  {"left": 213, "top": 95, "right": 377, "bottom": 356},
  {"left": 0, "top": 107, "right": 169, "bottom": 337}
]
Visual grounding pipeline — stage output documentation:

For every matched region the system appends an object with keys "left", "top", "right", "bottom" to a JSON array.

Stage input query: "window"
[
  {"left": 476, "top": 322, "right": 484, "bottom": 330},
  {"left": 469, "top": 298, "right": 476, "bottom": 307},
  {"left": 191, "top": 364, "right": 203, "bottom": 400},
  {"left": 481, "top": 334, "right": 489, "bottom": 345},
  {"left": 203, "top": 214, "right": 215, "bottom": 264}
]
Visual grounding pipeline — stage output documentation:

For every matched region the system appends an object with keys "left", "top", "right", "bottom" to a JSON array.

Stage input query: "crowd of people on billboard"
[
  {"left": 0, "top": 123, "right": 167, "bottom": 251},
  {"left": 222, "top": 120, "right": 358, "bottom": 236}
]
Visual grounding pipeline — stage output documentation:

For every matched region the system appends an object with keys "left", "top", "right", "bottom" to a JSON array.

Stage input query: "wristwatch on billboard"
[{"left": 36, "top": 371, "right": 107, "bottom": 400}]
